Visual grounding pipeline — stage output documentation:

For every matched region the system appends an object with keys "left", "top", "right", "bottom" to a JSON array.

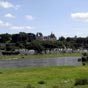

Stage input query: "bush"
[
  {"left": 0, "top": 71, "right": 3, "bottom": 74},
  {"left": 75, "top": 78, "right": 88, "bottom": 86},
  {"left": 82, "top": 57, "right": 87, "bottom": 62},
  {"left": 38, "top": 80, "right": 46, "bottom": 84},
  {"left": 82, "top": 52, "right": 88, "bottom": 62},
  {"left": 21, "top": 56, "right": 24, "bottom": 58},
  {"left": 82, "top": 52, "right": 87, "bottom": 56},
  {"left": 2, "top": 51, "right": 19, "bottom": 55},
  {"left": 83, "top": 62, "right": 86, "bottom": 66}
]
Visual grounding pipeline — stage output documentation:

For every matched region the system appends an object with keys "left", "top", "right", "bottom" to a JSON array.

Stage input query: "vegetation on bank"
[
  {"left": 0, "top": 32, "right": 88, "bottom": 54},
  {"left": 0, "top": 66, "right": 88, "bottom": 88},
  {"left": 0, "top": 53, "right": 82, "bottom": 60}
]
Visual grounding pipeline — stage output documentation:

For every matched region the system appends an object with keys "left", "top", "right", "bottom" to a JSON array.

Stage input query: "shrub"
[
  {"left": 2, "top": 51, "right": 19, "bottom": 55},
  {"left": 82, "top": 57, "right": 87, "bottom": 62},
  {"left": 82, "top": 52, "right": 87, "bottom": 56},
  {"left": 0, "top": 71, "right": 3, "bottom": 74},
  {"left": 83, "top": 62, "right": 86, "bottom": 66},
  {"left": 21, "top": 56, "right": 24, "bottom": 58},
  {"left": 38, "top": 80, "right": 46, "bottom": 84},
  {"left": 75, "top": 78, "right": 88, "bottom": 86}
]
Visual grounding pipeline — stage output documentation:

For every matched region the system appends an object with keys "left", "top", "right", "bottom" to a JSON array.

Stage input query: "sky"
[{"left": 0, "top": 0, "right": 88, "bottom": 38}]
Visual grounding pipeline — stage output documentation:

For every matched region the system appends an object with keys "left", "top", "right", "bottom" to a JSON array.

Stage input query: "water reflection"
[{"left": 0, "top": 57, "right": 82, "bottom": 69}]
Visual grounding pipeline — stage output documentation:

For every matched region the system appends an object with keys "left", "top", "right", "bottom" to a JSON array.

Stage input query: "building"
[{"left": 36, "top": 32, "right": 57, "bottom": 41}]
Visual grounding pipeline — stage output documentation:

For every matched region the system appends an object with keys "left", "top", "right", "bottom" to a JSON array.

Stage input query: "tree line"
[{"left": 0, "top": 32, "right": 88, "bottom": 54}]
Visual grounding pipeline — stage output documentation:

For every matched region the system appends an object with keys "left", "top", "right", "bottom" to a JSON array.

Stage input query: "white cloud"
[
  {"left": 0, "top": 1, "right": 20, "bottom": 9},
  {"left": 71, "top": 12, "right": 88, "bottom": 21},
  {"left": 0, "top": 1, "right": 14, "bottom": 9},
  {"left": 10, "top": 26, "right": 34, "bottom": 30},
  {"left": 0, "top": 20, "right": 11, "bottom": 27},
  {"left": 4, "top": 13, "right": 15, "bottom": 18},
  {"left": 0, "top": 20, "right": 34, "bottom": 30},
  {"left": 25, "top": 15, "right": 34, "bottom": 21}
]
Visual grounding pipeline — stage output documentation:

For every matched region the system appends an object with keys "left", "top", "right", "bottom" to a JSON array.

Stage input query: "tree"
[
  {"left": 0, "top": 33, "right": 11, "bottom": 43},
  {"left": 11, "top": 34, "right": 20, "bottom": 43},
  {"left": 59, "top": 36, "right": 65, "bottom": 41},
  {"left": 33, "top": 40, "right": 44, "bottom": 54},
  {"left": 11, "top": 32, "right": 28, "bottom": 43},
  {"left": 27, "top": 33, "right": 36, "bottom": 42},
  {"left": 42, "top": 40, "right": 58, "bottom": 53},
  {"left": 6, "top": 43, "right": 15, "bottom": 51},
  {"left": 26, "top": 40, "right": 44, "bottom": 54},
  {"left": 19, "top": 32, "right": 28, "bottom": 42},
  {"left": 15, "top": 42, "right": 25, "bottom": 49}
]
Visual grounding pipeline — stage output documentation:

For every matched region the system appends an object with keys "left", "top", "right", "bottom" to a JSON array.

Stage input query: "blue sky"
[{"left": 0, "top": 0, "right": 88, "bottom": 38}]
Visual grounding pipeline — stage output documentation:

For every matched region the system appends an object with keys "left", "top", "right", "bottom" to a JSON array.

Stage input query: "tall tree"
[{"left": 0, "top": 33, "right": 11, "bottom": 43}]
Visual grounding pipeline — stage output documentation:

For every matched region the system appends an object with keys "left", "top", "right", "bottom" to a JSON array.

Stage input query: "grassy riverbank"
[
  {"left": 0, "top": 66, "right": 88, "bottom": 88},
  {"left": 0, "top": 53, "right": 82, "bottom": 60}
]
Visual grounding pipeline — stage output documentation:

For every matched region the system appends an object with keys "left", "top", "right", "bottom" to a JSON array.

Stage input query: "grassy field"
[
  {"left": 0, "top": 53, "right": 82, "bottom": 60},
  {"left": 0, "top": 65, "right": 88, "bottom": 88}
]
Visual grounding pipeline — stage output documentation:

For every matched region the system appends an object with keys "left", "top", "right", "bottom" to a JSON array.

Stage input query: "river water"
[{"left": 0, "top": 56, "right": 82, "bottom": 69}]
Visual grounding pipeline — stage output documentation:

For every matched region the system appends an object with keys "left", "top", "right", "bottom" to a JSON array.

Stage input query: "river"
[{"left": 0, "top": 56, "right": 82, "bottom": 69}]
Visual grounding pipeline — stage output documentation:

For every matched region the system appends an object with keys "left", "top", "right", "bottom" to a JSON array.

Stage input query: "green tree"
[
  {"left": 27, "top": 33, "right": 36, "bottom": 42},
  {"left": 0, "top": 33, "right": 11, "bottom": 43}
]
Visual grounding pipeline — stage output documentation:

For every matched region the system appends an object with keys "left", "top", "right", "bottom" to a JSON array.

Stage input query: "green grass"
[
  {"left": 0, "top": 53, "right": 82, "bottom": 60},
  {"left": 0, "top": 66, "right": 88, "bottom": 88}
]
